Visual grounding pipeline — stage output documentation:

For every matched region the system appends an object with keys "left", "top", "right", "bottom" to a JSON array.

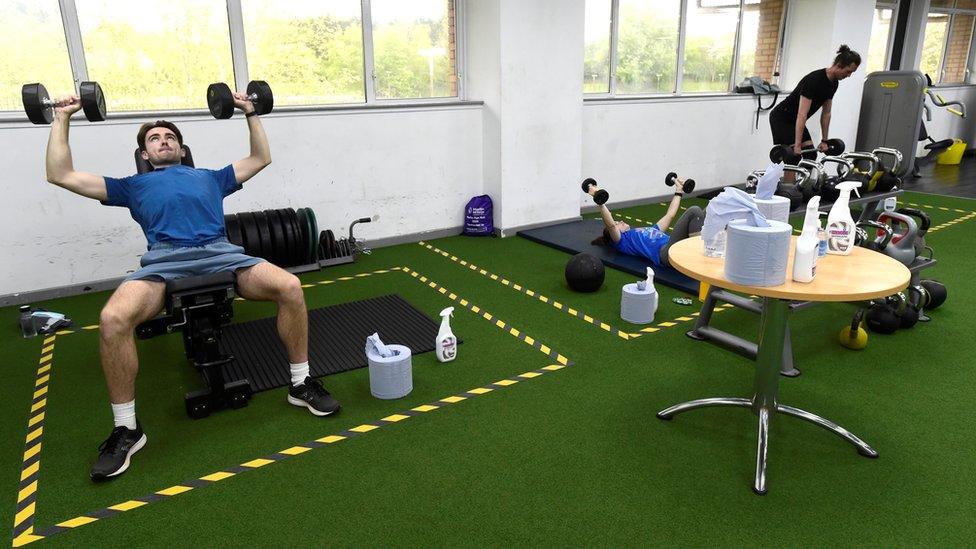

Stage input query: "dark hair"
[
  {"left": 833, "top": 44, "right": 861, "bottom": 68},
  {"left": 137, "top": 120, "right": 183, "bottom": 151},
  {"left": 591, "top": 226, "right": 614, "bottom": 247}
]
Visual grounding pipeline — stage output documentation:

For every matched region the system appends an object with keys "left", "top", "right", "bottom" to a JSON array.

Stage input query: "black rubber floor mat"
[
  {"left": 219, "top": 294, "right": 448, "bottom": 392},
  {"left": 518, "top": 219, "right": 699, "bottom": 294}
]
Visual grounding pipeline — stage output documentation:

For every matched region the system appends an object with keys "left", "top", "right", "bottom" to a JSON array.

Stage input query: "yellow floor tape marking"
[
  {"left": 156, "top": 485, "right": 192, "bottom": 496},
  {"left": 316, "top": 435, "right": 346, "bottom": 444},
  {"left": 109, "top": 500, "right": 148, "bottom": 512},
  {"left": 200, "top": 471, "right": 235, "bottom": 482}
]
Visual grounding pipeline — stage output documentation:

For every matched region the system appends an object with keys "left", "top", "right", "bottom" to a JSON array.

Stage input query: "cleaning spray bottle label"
[
  {"left": 436, "top": 306, "right": 457, "bottom": 362},
  {"left": 828, "top": 222, "right": 852, "bottom": 252}
]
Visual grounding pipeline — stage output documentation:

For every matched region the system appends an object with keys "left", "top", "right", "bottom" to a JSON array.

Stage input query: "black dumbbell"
[
  {"left": 207, "top": 80, "right": 274, "bottom": 119},
  {"left": 769, "top": 138, "right": 845, "bottom": 164},
  {"left": 581, "top": 178, "right": 609, "bottom": 205},
  {"left": 664, "top": 172, "right": 696, "bottom": 194},
  {"left": 22, "top": 81, "right": 107, "bottom": 125}
]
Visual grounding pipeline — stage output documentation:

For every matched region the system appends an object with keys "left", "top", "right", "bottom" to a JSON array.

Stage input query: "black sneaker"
[
  {"left": 90, "top": 422, "right": 147, "bottom": 482},
  {"left": 288, "top": 377, "right": 341, "bottom": 416}
]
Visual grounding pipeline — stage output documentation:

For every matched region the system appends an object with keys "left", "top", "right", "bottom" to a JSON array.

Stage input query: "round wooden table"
[{"left": 658, "top": 236, "right": 910, "bottom": 494}]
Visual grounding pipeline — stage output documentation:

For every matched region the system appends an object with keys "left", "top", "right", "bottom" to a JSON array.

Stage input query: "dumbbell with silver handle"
[{"left": 22, "top": 82, "right": 106, "bottom": 125}]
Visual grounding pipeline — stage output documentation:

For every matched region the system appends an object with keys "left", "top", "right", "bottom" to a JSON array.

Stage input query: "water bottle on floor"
[{"left": 19, "top": 305, "right": 37, "bottom": 338}]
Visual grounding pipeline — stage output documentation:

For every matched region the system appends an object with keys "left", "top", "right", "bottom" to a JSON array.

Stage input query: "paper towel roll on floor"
[{"left": 367, "top": 344, "right": 413, "bottom": 399}]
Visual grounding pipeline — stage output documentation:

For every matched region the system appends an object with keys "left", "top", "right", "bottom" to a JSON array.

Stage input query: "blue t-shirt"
[
  {"left": 615, "top": 225, "right": 670, "bottom": 266},
  {"left": 102, "top": 164, "right": 241, "bottom": 248}
]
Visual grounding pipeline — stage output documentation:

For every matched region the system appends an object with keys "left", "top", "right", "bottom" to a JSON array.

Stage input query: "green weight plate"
[{"left": 305, "top": 208, "right": 318, "bottom": 264}]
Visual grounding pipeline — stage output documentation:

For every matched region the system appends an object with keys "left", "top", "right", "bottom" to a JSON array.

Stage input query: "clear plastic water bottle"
[
  {"left": 817, "top": 227, "right": 828, "bottom": 257},
  {"left": 704, "top": 229, "right": 726, "bottom": 258},
  {"left": 19, "top": 305, "right": 37, "bottom": 338}
]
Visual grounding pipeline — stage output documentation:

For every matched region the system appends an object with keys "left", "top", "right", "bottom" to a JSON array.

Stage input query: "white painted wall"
[
  {"left": 0, "top": 107, "right": 483, "bottom": 296},
  {"left": 781, "top": 0, "right": 874, "bottom": 149},
  {"left": 467, "top": 0, "right": 584, "bottom": 233},
  {"left": 581, "top": 96, "right": 774, "bottom": 202}
]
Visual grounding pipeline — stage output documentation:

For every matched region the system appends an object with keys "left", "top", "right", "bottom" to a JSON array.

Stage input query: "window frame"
[
  {"left": 0, "top": 0, "right": 465, "bottom": 121},
  {"left": 926, "top": 2, "right": 976, "bottom": 86},
  {"left": 871, "top": 2, "right": 900, "bottom": 73},
  {"left": 587, "top": 0, "right": 789, "bottom": 99}
]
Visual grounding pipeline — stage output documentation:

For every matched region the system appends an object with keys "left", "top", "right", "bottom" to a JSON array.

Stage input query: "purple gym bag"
[{"left": 463, "top": 195, "right": 494, "bottom": 236}]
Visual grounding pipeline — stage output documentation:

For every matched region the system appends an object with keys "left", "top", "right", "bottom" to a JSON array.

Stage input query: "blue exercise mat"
[{"left": 518, "top": 219, "right": 700, "bottom": 295}]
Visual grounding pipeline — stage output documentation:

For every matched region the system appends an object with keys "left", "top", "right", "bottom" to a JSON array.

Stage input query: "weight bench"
[{"left": 136, "top": 271, "right": 251, "bottom": 418}]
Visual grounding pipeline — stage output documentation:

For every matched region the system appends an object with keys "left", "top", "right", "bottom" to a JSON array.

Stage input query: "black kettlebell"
[
  {"left": 855, "top": 220, "right": 893, "bottom": 252},
  {"left": 865, "top": 300, "right": 900, "bottom": 334},
  {"left": 891, "top": 292, "right": 920, "bottom": 329},
  {"left": 875, "top": 168, "right": 900, "bottom": 192}
]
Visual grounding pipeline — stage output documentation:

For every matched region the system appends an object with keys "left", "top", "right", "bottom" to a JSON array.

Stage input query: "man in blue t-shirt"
[
  {"left": 587, "top": 180, "right": 705, "bottom": 268},
  {"left": 45, "top": 91, "right": 338, "bottom": 482}
]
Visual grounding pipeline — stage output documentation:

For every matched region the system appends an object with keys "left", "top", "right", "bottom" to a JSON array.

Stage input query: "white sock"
[
  {"left": 290, "top": 361, "right": 310, "bottom": 386},
  {"left": 111, "top": 400, "right": 137, "bottom": 430}
]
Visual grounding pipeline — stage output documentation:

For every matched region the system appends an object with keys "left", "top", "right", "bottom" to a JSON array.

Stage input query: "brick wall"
[
  {"left": 753, "top": 0, "right": 785, "bottom": 81},
  {"left": 943, "top": 13, "right": 974, "bottom": 82}
]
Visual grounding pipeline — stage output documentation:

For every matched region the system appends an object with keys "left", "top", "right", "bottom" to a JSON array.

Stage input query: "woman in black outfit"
[{"left": 769, "top": 45, "right": 861, "bottom": 162}]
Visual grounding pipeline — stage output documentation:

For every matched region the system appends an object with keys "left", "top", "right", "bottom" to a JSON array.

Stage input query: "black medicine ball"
[{"left": 565, "top": 253, "right": 605, "bottom": 292}]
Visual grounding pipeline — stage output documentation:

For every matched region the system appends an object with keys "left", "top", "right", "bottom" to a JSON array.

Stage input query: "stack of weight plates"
[{"left": 224, "top": 208, "right": 319, "bottom": 267}]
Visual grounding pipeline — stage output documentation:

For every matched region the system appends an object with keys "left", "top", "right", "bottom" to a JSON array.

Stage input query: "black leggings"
[{"left": 659, "top": 206, "right": 705, "bottom": 267}]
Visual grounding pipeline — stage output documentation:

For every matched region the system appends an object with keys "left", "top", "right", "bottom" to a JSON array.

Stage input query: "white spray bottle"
[
  {"left": 435, "top": 307, "right": 457, "bottom": 362},
  {"left": 826, "top": 181, "right": 862, "bottom": 256},
  {"left": 792, "top": 196, "right": 821, "bottom": 283},
  {"left": 636, "top": 267, "right": 659, "bottom": 319}
]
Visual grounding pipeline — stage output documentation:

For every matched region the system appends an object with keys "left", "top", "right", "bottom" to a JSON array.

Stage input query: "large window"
[
  {"left": 866, "top": 3, "right": 897, "bottom": 74},
  {"left": 583, "top": 0, "right": 612, "bottom": 93},
  {"left": 372, "top": 0, "right": 456, "bottom": 99},
  {"left": 922, "top": 1, "right": 976, "bottom": 85},
  {"left": 0, "top": 1, "right": 73, "bottom": 112},
  {"left": 1, "top": 0, "right": 459, "bottom": 116},
  {"left": 242, "top": 0, "right": 365, "bottom": 105},
  {"left": 584, "top": 0, "right": 786, "bottom": 96},
  {"left": 76, "top": 0, "right": 234, "bottom": 112}
]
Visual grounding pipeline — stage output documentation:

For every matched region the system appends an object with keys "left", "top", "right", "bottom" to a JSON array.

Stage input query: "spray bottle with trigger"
[
  {"left": 826, "top": 180, "right": 862, "bottom": 256},
  {"left": 793, "top": 195, "right": 821, "bottom": 283},
  {"left": 435, "top": 307, "right": 457, "bottom": 362}
]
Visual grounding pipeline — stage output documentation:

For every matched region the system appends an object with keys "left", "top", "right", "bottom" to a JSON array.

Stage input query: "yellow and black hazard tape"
[
  {"left": 417, "top": 243, "right": 733, "bottom": 339},
  {"left": 417, "top": 243, "right": 633, "bottom": 341},
  {"left": 903, "top": 201, "right": 973, "bottom": 215},
  {"left": 13, "top": 267, "right": 574, "bottom": 545},
  {"left": 400, "top": 266, "right": 572, "bottom": 365},
  {"left": 10, "top": 336, "right": 57, "bottom": 547},
  {"left": 928, "top": 210, "right": 976, "bottom": 233},
  {"left": 21, "top": 361, "right": 569, "bottom": 546}
]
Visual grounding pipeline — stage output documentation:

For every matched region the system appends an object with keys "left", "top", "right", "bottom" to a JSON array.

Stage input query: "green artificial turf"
[{"left": 1, "top": 191, "right": 975, "bottom": 546}]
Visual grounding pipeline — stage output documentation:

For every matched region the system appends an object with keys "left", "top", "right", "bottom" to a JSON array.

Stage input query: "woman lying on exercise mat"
[{"left": 587, "top": 177, "right": 705, "bottom": 268}]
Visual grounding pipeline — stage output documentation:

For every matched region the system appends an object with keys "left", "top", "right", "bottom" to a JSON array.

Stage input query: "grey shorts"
[{"left": 125, "top": 238, "right": 265, "bottom": 283}]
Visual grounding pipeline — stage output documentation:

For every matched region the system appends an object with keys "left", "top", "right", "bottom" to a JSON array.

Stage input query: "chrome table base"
[{"left": 657, "top": 297, "right": 877, "bottom": 494}]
